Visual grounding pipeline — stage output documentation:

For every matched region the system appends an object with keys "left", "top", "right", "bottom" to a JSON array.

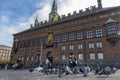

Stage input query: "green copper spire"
[{"left": 51, "top": 0, "right": 57, "bottom": 14}]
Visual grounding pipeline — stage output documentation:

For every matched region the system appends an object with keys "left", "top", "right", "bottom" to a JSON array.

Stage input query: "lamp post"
[
  {"left": 14, "top": 39, "right": 19, "bottom": 54},
  {"left": 37, "top": 49, "right": 41, "bottom": 67},
  {"left": 10, "top": 54, "right": 13, "bottom": 63}
]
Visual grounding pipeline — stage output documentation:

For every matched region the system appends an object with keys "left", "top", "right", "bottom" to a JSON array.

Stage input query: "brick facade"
[{"left": 11, "top": 0, "right": 120, "bottom": 67}]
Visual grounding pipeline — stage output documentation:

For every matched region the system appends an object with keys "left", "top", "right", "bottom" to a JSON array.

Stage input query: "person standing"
[{"left": 83, "top": 64, "right": 90, "bottom": 77}]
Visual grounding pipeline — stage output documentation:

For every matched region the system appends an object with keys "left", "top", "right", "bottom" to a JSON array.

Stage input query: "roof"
[
  {"left": 14, "top": 6, "right": 120, "bottom": 35},
  {"left": 0, "top": 45, "right": 12, "bottom": 48}
]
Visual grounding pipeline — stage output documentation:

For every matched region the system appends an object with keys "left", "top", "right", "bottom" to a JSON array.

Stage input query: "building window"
[
  {"left": 78, "top": 53, "right": 83, "bottom": 60},
  {"left": 36, "top": 39, "right": 41, "bottom": 46},
  {"left": 77, "top": 32, "right": 83, "bottom": 40},
  {"left": 90, "top": 53, "right": 95, "bottom": 60},
  {"left": 41, "top": 37, "right": 46, "bottom": 44},
  {"left": 18, "top": 57, "right": 21, "bottom": 60},
  {"left": 68, "top": 33, "right": 75, "bottom": 41},
  {"left": 31, "top": 56, "right": 34, "bottom": 62},
  {"left": 89, "top": 43, "right": 94, "bottom": 49},
  {"left": 96, "top": 42, "right": 102, "bottom": 48},
  {"left": 78, "top": 44, "right": 83, "bottom": 50},
  {"left": 54, "top": 36, "right": 59, "bottom": 43},
  {"left": 62, "top": 54, "right": 66, "bottom": 60},
  {"left": 61, "top": 34, "right": 67, "bottom": 42},
  {"left": 26, "top": 56, "right": 29, "bottom": 62},
  {"left": 98, "top": 53, "right": 104, "bottom": 59},
  {"left": 21, "top": 57, "right": 24, "bottom": 61},
  {"left": 31, "top": 39, "right": 36, "bottom": 46},
  {"left": 61, "top": 45, "right": 66, "bottom": 51},
  {"left": 107, "top": 25, "right": 117, "bottom": 35},
  {"left": 86, "top": 30, "right": 93, "bottom": 39},
  {"left": 69, "top": 45, "right": 74, "bottom": 50},
  {"left": 96, "top": 29, "right": 103, "bottom": 37}
]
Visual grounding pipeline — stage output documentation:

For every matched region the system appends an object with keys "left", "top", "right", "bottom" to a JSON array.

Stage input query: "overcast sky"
[{"left": 0, "top": 0, "right": 120, "bottom": 47}]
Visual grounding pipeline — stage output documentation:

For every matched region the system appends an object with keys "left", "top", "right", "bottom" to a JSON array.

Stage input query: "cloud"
[
  {"left": 1, "top": 0, "right": 120, "bottom": 47},
  {"left": 0, "top": 15, "right": 9, "bottom": 24}
]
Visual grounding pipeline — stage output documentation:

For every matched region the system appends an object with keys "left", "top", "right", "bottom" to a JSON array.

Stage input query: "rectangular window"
[
  {"left": 41, "top": 37, "right": 46, "bottom": 44},
  {"left": 26, "top": 57, "right": 29, "bottom": 62},
  {"left": 21, "top": 57, "right": 24, "bottom": 61},
  {"left": 107, "top": 25, "right": 117, "bottom": 35},
  {"left": 18, "top": 57, "right": 21, "bottom": 60},
  {"left": 86, "top": 30, "right": 93, "bottom": 39},
  {"left": 98, "top": 53, "right": 104, "bottom": 59},
  {"left": 90, "top": 53, "right": 95, "bottom": 60},
  {"left": 54, "top": 36, "right": 59, "bottom": 43},
  {"left": 89, "top": 43, "right": 94, "bottom": 49},
  {"left": 61, "top": 34, "right": 67, "bottom": 42},
  {"left": 77, "top": 32, "right": 83, "bottom": 40},
  {"left": 61, "top": 45, "right": 66, "bottom": 51},
  {"left": 68, "top": 33, "right": 75, "bottom": 41},
  {"left": 62, "top": 54, "right": 66, "bottom": 60},
  {"left": 96, "top": 29, "right": 103, "bottom": 37},
  {"left": 78, "top": 53, "right": 83, "bottom": 60},
  {"left": 96, "top": 42, "right": 102, "bottom": 48},
  {"left": 31, "top": 56, "right": 34, "bottom": 62},
  {"left": 69, "top": 45, "right": 74, "bottom": 50},
  {"left": 78, "top": 44, "right": 83, "bottom": 50}
]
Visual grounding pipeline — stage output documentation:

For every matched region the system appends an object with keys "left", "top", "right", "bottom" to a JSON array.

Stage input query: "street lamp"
[
  {"left": 14, "top": 39, "right": 19, "bottom": 53},
  {"left": 37, "top": 48, "right": 41, "bottom": 67},
  {"left": 10, "top": 54, "right": 13, "bottom": 63}
]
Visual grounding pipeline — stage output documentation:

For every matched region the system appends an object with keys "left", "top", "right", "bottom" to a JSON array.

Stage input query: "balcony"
[{"left": 106, "top": 35, "right": 120, "bottom": 46}]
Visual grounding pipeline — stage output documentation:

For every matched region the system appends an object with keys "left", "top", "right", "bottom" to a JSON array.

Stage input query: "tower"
[
  {"left": 97, "top": 0, "right": 102, "bottom": 9},
  {"left": 49, "top": 0, "right": 59, "bottom": 22}
]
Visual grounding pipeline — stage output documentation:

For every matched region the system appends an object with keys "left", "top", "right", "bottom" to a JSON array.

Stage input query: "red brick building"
[{"left": 11, "top": 0, "right": 120, "bottom": 67}]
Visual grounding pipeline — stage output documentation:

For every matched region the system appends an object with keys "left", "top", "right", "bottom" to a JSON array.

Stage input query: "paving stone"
[{"left": 0, "top": 70, "right": 120, "bottom": 80}]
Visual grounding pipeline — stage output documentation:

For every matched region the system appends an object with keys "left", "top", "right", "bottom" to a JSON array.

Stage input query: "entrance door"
[{"left": 47, "top": 51, "right": 53, "bottom": 63}]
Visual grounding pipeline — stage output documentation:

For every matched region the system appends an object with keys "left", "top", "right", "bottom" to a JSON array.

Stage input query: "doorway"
[{"left": 46, "top": 51, "right": 53, "bottom": 63}]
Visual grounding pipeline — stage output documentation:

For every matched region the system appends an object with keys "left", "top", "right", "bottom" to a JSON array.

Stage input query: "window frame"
[
  {"left": 68, "top": 33, "right": 75, "bottom": 41},
  {"left": 107, "top": 25, "right": 117, "bottom": 35},
  {"left": 86, "top": 30, "right": 93, "bottom": 39},
  {"left": 78, "top": 43, "right": 83, "bottom": 50},
  {"left": 69, "top": 44, "right": 74, "bottom": 51},
  {"left": 98, "top": 52, "right": 104, "bottom": 59},
  {"left": 96, "top": 42, "right": 102, "bottom": 48},
  {"left": 89, "top": 42, "right": 94, "bottom": 49},
  {"left": 61, "top": 34, "right": 67, "bottom": 42},
  {"left": 76, "top": 32, "right": 83, "bottom": 40},
  {"left": 96, "top": 28, "right": 103, "bottom": 37},
  {"left": 61, "top": 45, "right": 66, "bottom": 51},
  {"left": 89, "top": 53, "right": 95, "bottom": 60},
  {"left": 78, "top": 53, "right": 83, "bottom": 60}
]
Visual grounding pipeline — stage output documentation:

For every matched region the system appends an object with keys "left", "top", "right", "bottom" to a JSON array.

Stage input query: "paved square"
[{"left": 0, "top": 70, "right": 120, "bottom": 80}]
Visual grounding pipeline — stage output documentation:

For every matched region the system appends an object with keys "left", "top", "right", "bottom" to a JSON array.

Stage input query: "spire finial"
[
  {"left": 35, "top": 15, "right": 38, "bottom": 22},
  {"left": 51, "top": 0, "right": 57, "bottom": 14},
  {"left": 97, "top": 0, "right": 102, "bottom": 9}
]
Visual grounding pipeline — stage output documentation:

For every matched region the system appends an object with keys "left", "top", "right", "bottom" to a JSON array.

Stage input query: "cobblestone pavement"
[{"left": 0, "top": 70, "right": 120, "bottom": 80}]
